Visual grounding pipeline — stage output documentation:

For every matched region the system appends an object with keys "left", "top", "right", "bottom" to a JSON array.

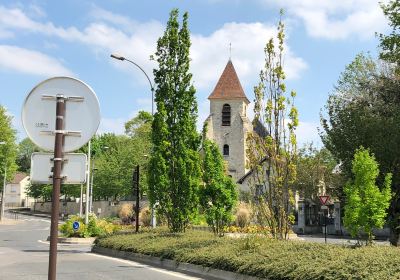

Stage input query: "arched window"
[
  {"left": 223, "top": 144, "right": 229, "bottom": 156},
  {"left": 222, "top": 104, "right": 231, "bottom": 126}
]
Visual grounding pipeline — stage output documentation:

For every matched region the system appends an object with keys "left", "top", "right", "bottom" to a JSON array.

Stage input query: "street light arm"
[{"left": 124, "top": 58, "right": 155, "bottom": 93}]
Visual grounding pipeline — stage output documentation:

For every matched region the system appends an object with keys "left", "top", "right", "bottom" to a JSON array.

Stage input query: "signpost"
[
  {"left": 22, "top": 77, "right": 100, "bottom": 280},
  {"left": 319, "top": 195, "right": 330, "bottom": 244}
]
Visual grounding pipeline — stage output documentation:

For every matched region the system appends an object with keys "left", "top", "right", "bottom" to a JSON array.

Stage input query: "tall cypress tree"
[{"left": 149, "top": 9, "right": 201, "bottom": 232}]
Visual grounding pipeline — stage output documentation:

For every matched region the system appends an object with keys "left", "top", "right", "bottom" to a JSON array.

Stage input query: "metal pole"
[
  {"left": 79, "top": 184, "right": 83, "bottom": 217},
  {"left": 325, "top": 212, "right": 327, "bottom": 244},
  {"left": 134, "top": 165, "right": 140, "bottom": 233},
  {"left": 85, "top": 140, "right": 91, "bottom": 224},
  {"left": 48, "top": 95, "right": 65, "bottom": 280},
  {"left": 89, "top": 161, "right": 95, "bottom": 213},
  {"left": 0, "top": 165, "right": 6, "bottom": 221}
]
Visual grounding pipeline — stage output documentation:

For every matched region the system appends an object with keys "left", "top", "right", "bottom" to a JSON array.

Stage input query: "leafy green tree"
[
  {"left": 0, "top": 105, "right": 18, "bottom": 191},
  {"left": 295, "top": 144, "right": 344, "bottom": 200},
  {"left": 200, "top": 131, "right": 238, "bottom": 236},
  {"left": 320, "top": 53, "right": 400, "bottom": 245},
  {"left": 149, "top": 9, "right": 201, "bottom": 232},
  {"left": 25, "top": 184, "right": 52, "bottom": 201},
  {"left": 16, "top": 138, "right": 40, "bottom": 173},
  {"left": 344, "top": 148, "right": 392, "bottom": 245},
  {"left": 92, "top": 134, "right": 136, "bottom": 200},
  {"left": 379, "top": 0, "right": 400, "bottom": 69},
  {"left": 247, "top": 12, "right": 298, "bottom": 239}
]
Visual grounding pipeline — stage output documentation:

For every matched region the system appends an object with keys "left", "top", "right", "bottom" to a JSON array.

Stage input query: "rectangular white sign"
[{"left": 30, "top": 152, "right": 87, "bottom": 184}]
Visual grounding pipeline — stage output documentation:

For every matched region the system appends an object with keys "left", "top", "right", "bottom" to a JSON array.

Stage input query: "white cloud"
[
  {"left": 263, "top": 0, "right": 389, "bottom": 40},
  {"left": 0, "top": 6, "right": 306, "bottom": 89},
  {"left": 192, "top": 22, "right": 307, "bottom": 89},
  {"left": 97, "top": 117, "right": 126, "bottom": 135},
  {"left": 0, "top": 45, "right": 74, "bottom": 77}
]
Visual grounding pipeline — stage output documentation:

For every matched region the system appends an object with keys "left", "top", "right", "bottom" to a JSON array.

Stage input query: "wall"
[{"left": 32, "top": 200, "right": 150, "bottom": 218}]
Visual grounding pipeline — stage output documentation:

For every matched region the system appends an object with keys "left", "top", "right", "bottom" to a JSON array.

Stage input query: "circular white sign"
[{"left": 22, "top": 77, "right": 100, "bottom": 152}]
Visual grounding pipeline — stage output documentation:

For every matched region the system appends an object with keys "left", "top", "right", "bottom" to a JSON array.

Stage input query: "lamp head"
[{"left": 110, "top": 53, "right": 125, "bottom": 61}]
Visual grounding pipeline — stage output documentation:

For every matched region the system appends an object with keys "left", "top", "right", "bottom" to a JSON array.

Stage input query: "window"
[
  {"left": 222, "top": 104, "right": 231, "bottom": 126},
  {"left": 223, "top": 144, "right": 229, "bottom": 156}
]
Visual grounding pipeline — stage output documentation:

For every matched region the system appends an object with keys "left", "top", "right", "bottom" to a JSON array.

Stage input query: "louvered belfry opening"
[{"left": 222, "top": 104, "right": 231, "bottom": 126}]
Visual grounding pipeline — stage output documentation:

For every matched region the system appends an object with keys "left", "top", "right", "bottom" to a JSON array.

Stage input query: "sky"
[{"left": 0, "top": 0, "right": 390, "bottom": 147}]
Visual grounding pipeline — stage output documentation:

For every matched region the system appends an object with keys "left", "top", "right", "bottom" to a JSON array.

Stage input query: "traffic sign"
[
  {"left": 30, "top": 152, "right": 87, "bottom": 184},
  {"left": 319, "top": 195, "right": 330, "bottom": 205},
  {"left": 22, "top": 76, "right": 100, "bottom": 152},
  {"left": 72, "top": 221, "right": 80, "bottom": 231}
]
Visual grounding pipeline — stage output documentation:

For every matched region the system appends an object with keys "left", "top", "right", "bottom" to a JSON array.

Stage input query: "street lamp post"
[
  {"left": 0, "top": 141, "right": 6, "bottom": 222},
  {"left": 110, "top": 53, "right": 156, "bottom": 228},
  {"left": 110, "top": 54, "right": 154, "bottom": 115}
]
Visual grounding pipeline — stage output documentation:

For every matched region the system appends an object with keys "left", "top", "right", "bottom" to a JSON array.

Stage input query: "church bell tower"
[{"left": 204, "top": 60, "right": 252, "bottom": 181}]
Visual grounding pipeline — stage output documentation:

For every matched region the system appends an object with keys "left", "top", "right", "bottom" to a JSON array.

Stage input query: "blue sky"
[{"left": 0, "top": 0, "right": 389, "bottom": 146}]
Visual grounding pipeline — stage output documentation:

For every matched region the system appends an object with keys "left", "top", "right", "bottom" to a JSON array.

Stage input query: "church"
[{"left": 204, "top": 60, "right": 254, "bottom": 191}]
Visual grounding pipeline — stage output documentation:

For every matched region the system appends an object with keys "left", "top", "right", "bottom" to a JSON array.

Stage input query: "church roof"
[{"left": 208, "top": 60, "right": 250, "bottom": 103}]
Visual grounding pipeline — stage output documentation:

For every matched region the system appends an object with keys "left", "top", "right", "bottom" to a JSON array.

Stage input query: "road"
[{"left": 0, "top": 212, "right": 205, "bottom": 280}]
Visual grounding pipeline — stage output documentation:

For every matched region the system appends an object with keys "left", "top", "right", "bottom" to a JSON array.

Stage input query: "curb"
[
  {"left": 9, "top": 210, "right": 51, "bottom": 219},
  {"left": 92, "top": 246, "right": 264, "bottom": 280},
  {"left": 46, "top": 236, "right": 96, "bottom": 244}
]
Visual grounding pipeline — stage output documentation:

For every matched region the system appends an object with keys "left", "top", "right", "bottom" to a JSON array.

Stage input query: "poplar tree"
[
  {"left": 200, "top": 126, "right": 238, "bottom": 236},
  {"left": 149, "top": 9, "right": 201, "bottom": 232},
  {"left": 247, "top": 12, "right": 298, "bottom": 239},
  {"left": 0, "top": 105, "right": 18, "bottom": 192}
]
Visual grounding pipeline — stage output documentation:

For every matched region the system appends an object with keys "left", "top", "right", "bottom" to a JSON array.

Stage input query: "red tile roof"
[
  {"left": 10, "top": 172, "right": 28, "bottom": 184},
  {"left": 208, "top": 60, "right": 249, "bottom": 103}
]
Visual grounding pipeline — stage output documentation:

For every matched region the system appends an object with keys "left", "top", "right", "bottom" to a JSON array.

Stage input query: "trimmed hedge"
[{"left": 95, "top": 230, "right": 400, "bottom": 280}]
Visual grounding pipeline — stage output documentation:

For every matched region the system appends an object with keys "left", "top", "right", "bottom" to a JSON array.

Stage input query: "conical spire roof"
[{"left": 208, "top": 60, "right": 249, "bottom": 103}]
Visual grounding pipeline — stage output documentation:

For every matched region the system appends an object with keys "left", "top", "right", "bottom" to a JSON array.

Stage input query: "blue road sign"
[{"left": 72, "top": 221, "right": 80, "bottom": 231}]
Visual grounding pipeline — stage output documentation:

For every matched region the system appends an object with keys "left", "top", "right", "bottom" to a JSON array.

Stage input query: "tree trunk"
[{"left": 390, "top": 228, "right": 400, "bottom": 246}]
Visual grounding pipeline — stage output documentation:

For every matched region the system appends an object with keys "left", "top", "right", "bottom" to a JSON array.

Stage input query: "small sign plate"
[
  {"left": 30, "top": 152, "right": 87, "bottom": 184},
  {"left": 319, "top": 195, "right": 330, "bottom": 205},
  {"left": 72, "top": 221, "right": 80, "bottom": 231},
  {"left": 321, "top": 205, "right": 328, "bottom": 210}
]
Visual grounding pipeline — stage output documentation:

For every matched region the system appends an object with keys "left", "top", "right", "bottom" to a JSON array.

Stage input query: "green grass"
[{"left": 95, "top": 229, "right": 400, "bottom": 280}]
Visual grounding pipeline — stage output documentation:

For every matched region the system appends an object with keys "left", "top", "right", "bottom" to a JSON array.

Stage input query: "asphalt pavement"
[{"left": 0, "top": 211, "right": 205, "bottom": 280}]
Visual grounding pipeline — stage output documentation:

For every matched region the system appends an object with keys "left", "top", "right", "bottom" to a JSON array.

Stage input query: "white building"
[{"left": 4, "top": 172, "right": 32, "bottom": 207}]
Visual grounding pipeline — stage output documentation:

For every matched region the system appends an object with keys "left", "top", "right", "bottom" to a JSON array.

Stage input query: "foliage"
[
  {"left": 379, "top": 0, "right": 400, "bottom": 69},
  {"left": 235, "top": 202, "right": 252, "bottom": 228},
  {"left": 344, "top": 148, "right": 392, "bottom": 244},
  {"left": 118, "top": 203, "right": 133, "bottom": 224},
  {"left": 320, "top": 53, "right": 400, "bottom": 245},
  {"left": 59, "top": 214, "right": 118, "bottom": 238},
  {"left": 247, "top": 12, "right": 298, "bottom": 239},
  {"left": 16, "top": 138, "right": 40, "bottom": 173},
  {"left": 295, "top": 144, "right": 344, "bottom": 200},
  {"left": 96, "top": 230, "right": 400, "bottom": 280},
  {"left": 139, "top": 206, "right": 152, "bottom": 227},
  {"left": 200, "top": 135, "right": 238, "bottom": 236},
  {"left": 149, "top": 9, "right": 201, "bottom": 232},
  {"left": 0, "top": 105, "right": 18, "bottom": 189}
]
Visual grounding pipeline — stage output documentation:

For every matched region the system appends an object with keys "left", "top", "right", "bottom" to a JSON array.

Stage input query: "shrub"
[
  {"left": 59, "top": 214, "right": 118, "bottom": 238},
  {"left": 140, "top": 206, "right": 152, "bottom": 227},
  {"left": 118, "top": 203, "right": 133, "bottom": 225},
  {"left": 235, "top": 202, "right": 251, "bottom": 228},
  {"left": 95, "top": 230, "right": 400, "bottom": 280}
]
